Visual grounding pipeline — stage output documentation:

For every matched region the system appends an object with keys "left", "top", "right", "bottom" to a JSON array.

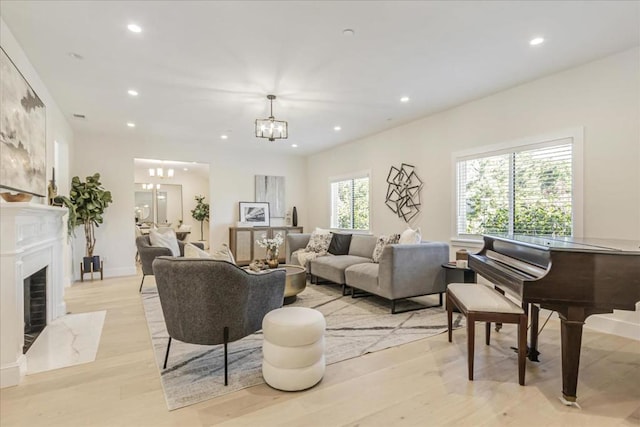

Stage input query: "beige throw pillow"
[
  {"left": 399, "top": 227, "right": 421, "bottom": 244},
  {"left": 149, "top": 228, "right": 180, "bottom": 256},
  {"left": 305, "top": 230, "right": 333, "bottom": 254},
  {"left": 210, "top": 243, "right": 236, "bottom": 264},
  {"left": 372, "top": 234, "right": 401, "bottom": 263},
  {"left": 184, "top": 243, "right": 211, "bottom": 258}
]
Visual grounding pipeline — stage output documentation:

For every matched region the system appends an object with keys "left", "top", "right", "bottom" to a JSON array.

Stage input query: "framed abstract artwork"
[
  {"left": 239, "top": 202, "right": 270, "bottom": 227},
  {"left": 0, "top": 47, "right": 46, "bottom": 197},
  {"left": 255, "top": 175, "right": 285, "bottom": 218}
]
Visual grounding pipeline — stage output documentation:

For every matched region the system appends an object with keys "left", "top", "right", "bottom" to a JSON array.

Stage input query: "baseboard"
[
  {"left": 585, "top": 313, "right": 640, "bottom": 341},
  {"left": 534, "top": 309, "right": 639, "bottom": 341},
  {"left": 1, "top": 355, "right": 26, "bottom": 388}
]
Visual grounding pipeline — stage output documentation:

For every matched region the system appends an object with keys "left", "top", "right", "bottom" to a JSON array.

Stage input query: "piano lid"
[{"left": 486, "top": 234, "right": 640, "bottom": 254}]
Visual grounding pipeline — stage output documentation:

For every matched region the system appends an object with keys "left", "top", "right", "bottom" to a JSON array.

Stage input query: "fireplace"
[
  {"left": 23, "top": 267, "right": 47, "bottom": 353},
  {"left": 1, "top": 203, "right": 67, "bottom": 387}
]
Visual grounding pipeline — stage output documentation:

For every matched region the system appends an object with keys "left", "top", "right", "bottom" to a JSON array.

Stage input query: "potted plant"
[
  {"left": 191, "top": 195, "right": 209, "bottom": 242},
  {"left": 56, "top": 173, "right": 113, "bottom": 273}
]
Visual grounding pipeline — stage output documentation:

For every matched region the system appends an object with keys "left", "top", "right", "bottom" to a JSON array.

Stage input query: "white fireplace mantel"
[{"left": 0, "top": 202, "right": 67, "bottom": 388}]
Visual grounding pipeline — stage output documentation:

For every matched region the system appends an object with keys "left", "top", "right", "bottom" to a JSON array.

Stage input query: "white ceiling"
[{"left": 2, "top": 1, "right": 639, "bottom": 155}]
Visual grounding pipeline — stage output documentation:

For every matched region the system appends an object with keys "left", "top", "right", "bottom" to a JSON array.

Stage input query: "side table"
[
  {"left": 442, "top": 262, "right": 476, "bottom": 313},
  {"left": 442, "top": 262, "right": 476, "bottom": 284}
]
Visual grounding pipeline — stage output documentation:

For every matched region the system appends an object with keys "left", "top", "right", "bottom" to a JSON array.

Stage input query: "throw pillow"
[
  {"left": 399, "top": 227, "right": 422, "bottom": 244},
  {"left": 149, "top": 228, "right": 180, "bottom": 257},
  {"left": 328, "top": 233, "right": 352, "bottom": 255},
  {"left": 184, "top": 242, "right": 211, "bottom": 258},
  {"left": 372, "top": 233, "right": 401, "bottom": 263},
  {"left": 305, "top": 230, "right": 333, "bottom": 254},
  {"left": 210, "top": 243, "right": 236, "bottom": 264}
]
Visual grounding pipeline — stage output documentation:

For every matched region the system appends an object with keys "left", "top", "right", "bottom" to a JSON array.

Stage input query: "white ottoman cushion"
[
  {"left": 263, "top": 337, "right": 325, "bottom": 369},
  {"left": 262, "top": 356, "right": 325, "bottom": 391},
  {"left": 262, "top": 307, "right": 326, "bottom": 347}
]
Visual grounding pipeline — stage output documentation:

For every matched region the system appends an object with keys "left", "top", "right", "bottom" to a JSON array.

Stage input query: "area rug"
[{"left": 141, "top": 282, "right": 464, "bottom": 410}]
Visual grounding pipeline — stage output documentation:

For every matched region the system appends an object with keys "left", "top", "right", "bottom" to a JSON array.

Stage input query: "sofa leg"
[
  {"left": 439, "top": 292, "right": 443, "bottom": 307},
  {"left": 390, "top": 295, "right": 444, "bottom": 314},
  {"left": 351, "top": 288, "right": 372, "bottom": 299},
  {"left": 139, "top": 275, "right": 145, "bottom": 293},
  {"left": 163, "top": 337, "right": 172, "bottom": 369},
  {"left": 342, "top": 284, "right": 350, "bottom": 296},
  {"left": 223, "top": 326, "right": 229, "bottom": 386}
]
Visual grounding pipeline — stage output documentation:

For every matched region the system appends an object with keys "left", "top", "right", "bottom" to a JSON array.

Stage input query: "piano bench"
[{"left": 446, "top": 283, "right": 527, "bottom": 386}]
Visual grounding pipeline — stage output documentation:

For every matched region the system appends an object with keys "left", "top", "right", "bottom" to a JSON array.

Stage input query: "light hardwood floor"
[{"left": 1, "top": 274, "right": 638, "bottom": 426}]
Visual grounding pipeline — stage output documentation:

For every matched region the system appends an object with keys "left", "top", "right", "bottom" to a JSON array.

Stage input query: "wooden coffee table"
[{"left": 281, "top": 264, "right": 306, "bottom": 304}]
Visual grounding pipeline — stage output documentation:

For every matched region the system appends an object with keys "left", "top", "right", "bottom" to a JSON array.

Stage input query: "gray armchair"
[
  {"left": 135, "top": 235, "right": 203, "bottom": 292},
  {"left": 152, "top": 257, "right": 286, "bottom": 385}
]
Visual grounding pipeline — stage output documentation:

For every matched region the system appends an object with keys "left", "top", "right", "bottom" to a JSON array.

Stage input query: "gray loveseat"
[{"left": 286, "top": 233, "right": 449, "bottom": 313}]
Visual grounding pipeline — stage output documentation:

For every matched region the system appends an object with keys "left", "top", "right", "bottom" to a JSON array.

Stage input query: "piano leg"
[
  {"left": 528, "top": 304, "right": 540, "bottom": 362},
  {"left": 559, "top": 309, "right": 585, "bottom": 403}
]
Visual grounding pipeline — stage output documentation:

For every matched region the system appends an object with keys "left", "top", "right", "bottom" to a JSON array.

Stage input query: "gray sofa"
[{"left": 286, "top": 233, "right": 449, "bottom": 313}]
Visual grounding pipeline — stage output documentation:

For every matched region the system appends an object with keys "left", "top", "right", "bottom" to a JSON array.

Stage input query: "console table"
[{"left": 229, "top": 226, "right": 303, "bottom": 266}]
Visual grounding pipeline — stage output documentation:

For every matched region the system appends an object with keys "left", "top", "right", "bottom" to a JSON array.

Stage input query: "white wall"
[
  {"left": 0, "top": 18, "right": 75, "bottom": 287},
  {"left": 72, "top": 134, "right": 307, "bottom": 279},
  {"left": 306, "top": 48, "right": 640, "bottom": 338}
]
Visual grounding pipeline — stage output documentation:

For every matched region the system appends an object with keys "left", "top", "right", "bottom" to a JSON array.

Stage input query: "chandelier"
[
  {"left": 148, "top": 167, "right": 174, "bottom": 178},
  {"left": 255, "top": 95, "right": 288, "bottom": 141}
]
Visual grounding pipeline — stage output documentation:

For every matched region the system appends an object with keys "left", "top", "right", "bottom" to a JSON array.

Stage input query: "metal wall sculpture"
[{"left": 385, "top": 163, "right": 423, "bottom": 222}]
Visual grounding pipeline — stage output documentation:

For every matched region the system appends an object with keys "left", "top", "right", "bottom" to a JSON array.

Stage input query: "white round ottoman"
[{"left": 262, "top": 307, "right": 326, "bottom": 391}]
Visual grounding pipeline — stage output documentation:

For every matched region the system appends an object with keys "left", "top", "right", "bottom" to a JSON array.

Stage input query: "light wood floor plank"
[{"left": 0, "top": 274, "right": 638, "bottom": 426}]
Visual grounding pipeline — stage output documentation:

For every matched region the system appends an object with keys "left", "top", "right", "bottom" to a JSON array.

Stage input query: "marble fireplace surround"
[{"left": 0, "top": 203, "right": 67, "bottom": 388}]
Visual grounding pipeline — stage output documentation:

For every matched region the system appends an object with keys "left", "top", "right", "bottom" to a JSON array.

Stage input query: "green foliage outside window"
[
  {"left": 461, "top": 146, "right": 572, "bottom": 236},
  {"left": 333, "top": 177, "right": 369, "bottom": 230}
]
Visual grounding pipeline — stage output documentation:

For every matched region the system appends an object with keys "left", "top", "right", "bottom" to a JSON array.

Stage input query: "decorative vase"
[
  {"left": 266, "top": 247, "right": 279, "bottom": 269},
  {"left": 292, "top": 206, "right": 298, "bottom": 227}
]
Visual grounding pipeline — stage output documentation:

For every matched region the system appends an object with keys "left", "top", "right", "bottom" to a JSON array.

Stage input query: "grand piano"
[{"left": 469, "top": 234, "right": 640, "bottom": 404}]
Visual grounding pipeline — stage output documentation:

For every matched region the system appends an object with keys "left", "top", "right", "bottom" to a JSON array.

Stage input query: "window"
[
  {"left": 456, "top": 135, "right": 580, "bottom": 238},
  {"left": 330, "top": 173, "right": 370, "bottom": 231}
]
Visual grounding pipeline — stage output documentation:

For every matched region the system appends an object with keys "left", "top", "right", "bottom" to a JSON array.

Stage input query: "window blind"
[{"left": 457, "top": 140, "right": 573, "bottom": 237}]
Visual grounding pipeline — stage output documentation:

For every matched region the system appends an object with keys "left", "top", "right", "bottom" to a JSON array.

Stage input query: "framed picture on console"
[{"left": 239, "top": 202, "right": 270, "bottom": 227}]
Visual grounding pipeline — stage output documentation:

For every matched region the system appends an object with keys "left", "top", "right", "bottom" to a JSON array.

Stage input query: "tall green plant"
[
  {"left": 191, "top": 195, "right": 210, "bottom": 241},
  {"left": 56, "top": 173, "right": 112, "bottom": 258}
]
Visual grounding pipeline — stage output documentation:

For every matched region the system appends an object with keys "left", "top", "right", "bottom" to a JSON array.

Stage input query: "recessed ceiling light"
[
  {"left": 334, "top": 126, "right": 341, "bottom": 131},
  {"left": 128, "top": 89, "right": 139, "bottom": 96},
  {"left": 291, "top": 144, "right": 298, "bottom": 148},
  {"left": 529, "top": 37, "right": 545, "bottom": 46},
  {"left": 127, "top": 122, "right": 136, "bottom": 128},
  {"left": 342, "top": 29, "right": 355, "bottom": 36},
  {"left": 128, "top": 24, "right": 142, "bottom": 33},
  {"left": 221, "top": 135, "right": 228, "bottom": 140},
  {"left": 400, "top": 96, "right": 410, "bottom": 103}
]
